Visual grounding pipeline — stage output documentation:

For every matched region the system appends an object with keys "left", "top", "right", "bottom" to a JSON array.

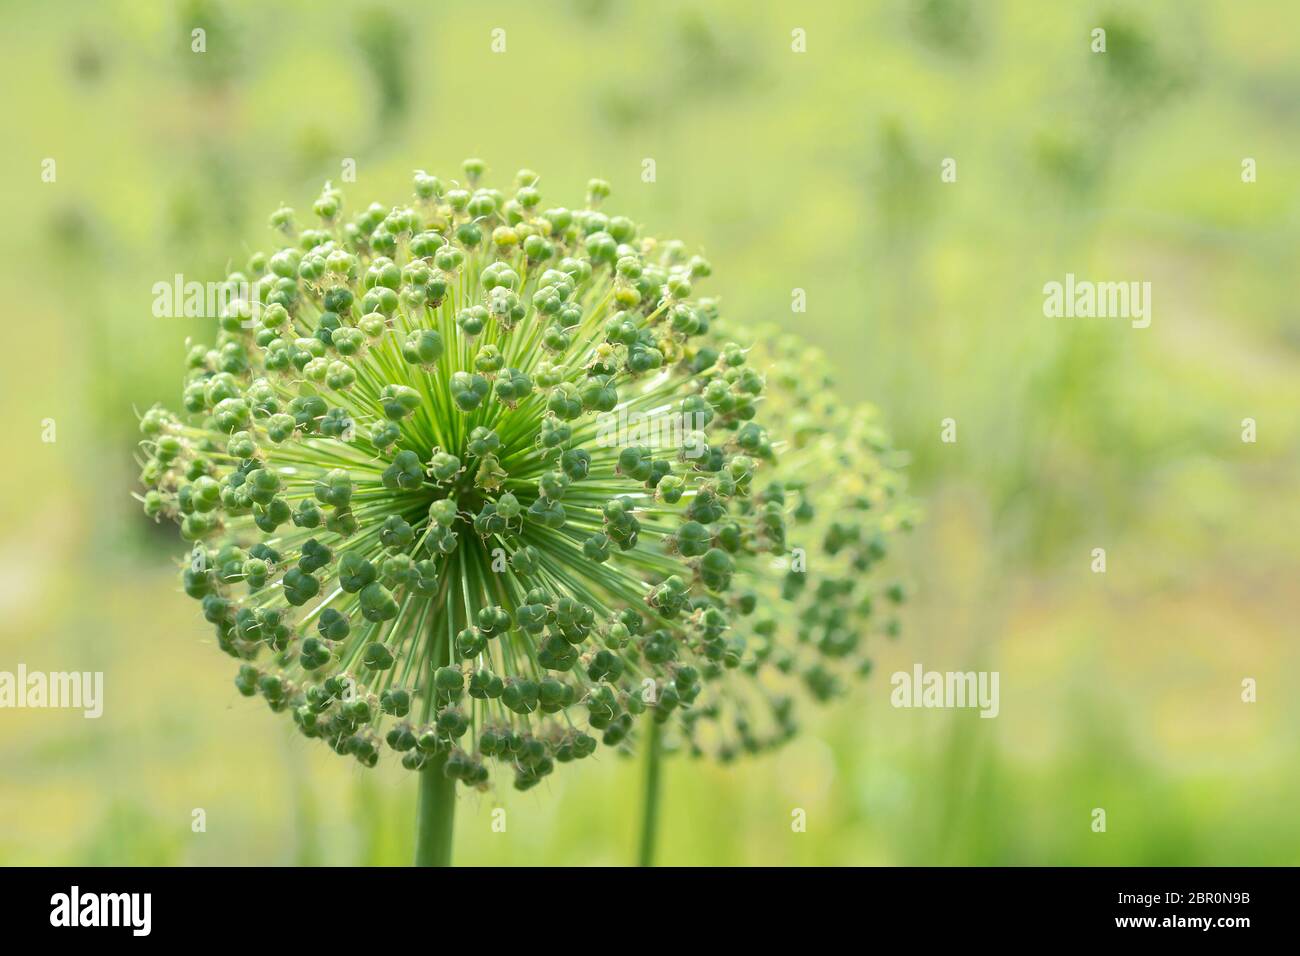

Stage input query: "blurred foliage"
[{"left": 0, "top": 0, "right": 1297, "bottom": 865}]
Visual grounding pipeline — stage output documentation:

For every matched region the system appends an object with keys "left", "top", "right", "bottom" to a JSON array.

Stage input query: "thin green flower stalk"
[
  {"left": 136, "top": 160, "right": 829, "bottom": 864},
  {"left": 632, "top": 325, "right": 915, "bottom": 863}
]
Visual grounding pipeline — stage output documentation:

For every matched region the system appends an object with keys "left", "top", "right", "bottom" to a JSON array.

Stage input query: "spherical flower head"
[
  {"left": 136, "top": 162, "right": 910, "bottom": 791},
  {"left": 686, "top": 323, "right": 916, "bottom": 759}
]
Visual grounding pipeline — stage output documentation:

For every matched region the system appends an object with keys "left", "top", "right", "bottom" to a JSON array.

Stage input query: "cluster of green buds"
[
  {"left": 695, "top": 324, "right": 915, "bottom": 759},
  {"left": 136, "top": 160, "right": 909, "bottom": 791}
]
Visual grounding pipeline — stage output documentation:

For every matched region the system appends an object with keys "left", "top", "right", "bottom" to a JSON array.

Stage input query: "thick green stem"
[
  {"left": 415, "top": 751, "right": 456, "bottom": 867},
  {"left": 637, "top": 716, "right": 663, "bottom": 867}
]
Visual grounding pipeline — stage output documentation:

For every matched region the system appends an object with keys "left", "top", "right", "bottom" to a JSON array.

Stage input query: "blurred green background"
[{"left": 2, "top": 0, "right": 1298, "bottom": 865}]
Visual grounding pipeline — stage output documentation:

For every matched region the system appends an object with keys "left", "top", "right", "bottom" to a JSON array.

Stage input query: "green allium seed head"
[
  {"left": 137, "top": 162, "right": 910, "bottom": 791},
  {"left": 702, "top": 325, "right": 917, "bottom": 756}
]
